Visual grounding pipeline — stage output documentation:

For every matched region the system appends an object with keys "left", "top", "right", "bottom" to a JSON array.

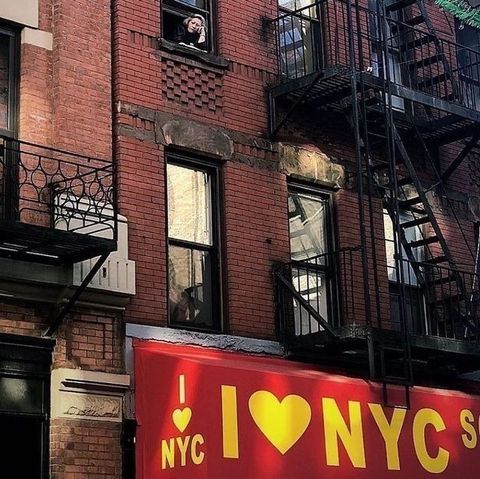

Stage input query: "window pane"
[
  {"left": 383, "top": 210, "right": 423, "bottom": 284},
  {"left": 292, "top": 267, "right": 329, "bottom": 334},
  {"left": 456, "top": 24, "right": 480, "bottom": 110},
  {"left": 0, "top": 34, "right": 10, "bottom": 130},
  {"left": 169, "top": 244, "right": 214, "bottom": 328},
  {"left": 0, "top": 377, "right": 44, "bottom": 414},
  {"left": 288, "top": 192, "right": 328, "bottom": 263},
  {"left": 278, "top": 15, "right": 317, "bottom": 77},
  {"left": 167, "top": 163, "right": 213, "bottom": 245},
  {"left": 175, "top": 0, "right": 207, "bottom": 9},
  {"left": 279, "top": 0, "right": 316, "bottom": 15}
]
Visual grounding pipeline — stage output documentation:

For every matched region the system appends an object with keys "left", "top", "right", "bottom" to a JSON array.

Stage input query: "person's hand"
[{"left": 198, "top": 26, "right": 206, "bottom": 42}]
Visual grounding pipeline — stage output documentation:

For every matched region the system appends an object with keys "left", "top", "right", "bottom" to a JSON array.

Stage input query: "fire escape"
[
  {"left": 269, "top": 0, "right": 480, "bottom": 385},
  {"left": 0, "top": 135, "right": 117, "bottom": 336}
]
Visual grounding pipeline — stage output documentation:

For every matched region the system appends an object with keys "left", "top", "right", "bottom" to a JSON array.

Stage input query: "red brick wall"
[
  {"left": 50, "top": 419, "right": 122, "bottom": 479},
  {"left": 51, "top": 0, "right": 112, "bottom": 157},
  {"left": 113, "top": 0, "right": 479, "bottom": 341}
]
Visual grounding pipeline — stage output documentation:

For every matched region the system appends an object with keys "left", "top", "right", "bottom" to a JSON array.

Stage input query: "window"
[
  {"left": 278, "top": 0, "right": 320, "bottom": 78},
  {"left": 0, "top": 26, "right": 18, "bottom": 135},
  {"left": 383, "top": 210, "right": 425, "bottom": 332},
  {"left": 368, "top": 0, "right": 405, "bottom": 110},
  {"left": 162, "top": 0, "right": 213, "bottom": 52},
  {"left": 456, "top": 21, "right": 480, "bottom": 110},
  {"left": 288, "top": 187, "right": 335, "bottom": 334},
  {"left": 167, "top": 156, "right": 221, "bottom": 330},
  {"left": 0, "top": 338, "right": 53, "bottom": 479}
]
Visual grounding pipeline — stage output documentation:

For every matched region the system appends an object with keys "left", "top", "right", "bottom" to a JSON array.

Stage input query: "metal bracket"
[{"left": 43, "top": 252, "right": 110, "bottom": 337}]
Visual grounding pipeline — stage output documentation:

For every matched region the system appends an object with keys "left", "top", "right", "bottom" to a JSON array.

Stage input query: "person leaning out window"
[{"left": 173, "top": 14, "right": 207, "bottom": 51}]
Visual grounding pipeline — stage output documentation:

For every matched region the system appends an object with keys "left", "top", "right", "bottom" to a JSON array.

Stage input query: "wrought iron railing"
[
  {"left": 274, "top": 246, "right": 363, "bottom": 343},
  {"left": 393, "top": 258, "right": 480, "bottom": 340},
  {"left": 275, "top": 247, "right": 480, "bottom": 345},
  {"left": 272, "top": 0, "right": 480, "bottom": 111},
  {"left": 0, "top": 136, "right": 117, "bottom": 239}
]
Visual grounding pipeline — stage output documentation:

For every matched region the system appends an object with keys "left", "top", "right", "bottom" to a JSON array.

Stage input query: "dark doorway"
[{"left": 0, "top": 415, "right": 44, "bottom": 478}]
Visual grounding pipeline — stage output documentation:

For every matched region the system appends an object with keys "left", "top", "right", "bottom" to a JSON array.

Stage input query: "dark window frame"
[
  {"left": 0, "top": 335, "right": 53, "bottom": 479},
  {"left": 277, "top": 0, "right": 323, "bottom": 78},
  {"left": 161, "top": 0, "right": 216, "bottom": 54},
  {"left": 287, "top": 182, "right": 340, "bottom": 329},
  {"left": 166, "top": 152, "right": 223, "bottom": 332},
  {"left": 0, "top": 24, "right": 19, "bottom": 138},
  {"left": 455, "top": 20, "right": 480, "bottom": 111},
  {"left": 383, "top": 209, "right": 426, "bottom": 334}
]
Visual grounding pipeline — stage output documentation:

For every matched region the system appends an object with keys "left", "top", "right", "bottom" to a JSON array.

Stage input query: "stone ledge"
[
  {"left": 51, "top": 368, "right": 130, "bottom": 422},
  {"left": 158, "top": 39, "right": 230, "bottom": 72}
]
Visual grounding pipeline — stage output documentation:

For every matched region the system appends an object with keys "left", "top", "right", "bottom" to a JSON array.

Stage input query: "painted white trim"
[
  {"left": 124, "top": 324, "right": 284, "bottom": 419},
  {"left": 21, "top": 28, "right": 53, "bottom": 51},
  {"left": 126, "top": 323, "right": 284, "bottom": 357},
  {"left": 0, "top": 1, "right": 38, "bottom": 28}
]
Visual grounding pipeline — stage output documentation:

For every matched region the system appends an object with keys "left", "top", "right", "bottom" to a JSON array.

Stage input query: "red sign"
[{"left": 135, "top": 340, "right": 480, "bottom": 479}]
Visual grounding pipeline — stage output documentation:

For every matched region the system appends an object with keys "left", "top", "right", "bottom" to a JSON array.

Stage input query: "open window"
[
  {"left": 167, "top": 155, "right": 221, "bottom": 331},
  {"left": 288, "top": 187, "right": 336, "bottom": 334},
  {"left": 162, "top": 0, "right": 214, "bottom": 52},
  {"left": 277, "top": 0, "right": 321, "bottom": 78}
]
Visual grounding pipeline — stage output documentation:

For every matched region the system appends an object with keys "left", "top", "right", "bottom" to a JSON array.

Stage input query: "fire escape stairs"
[
  {"left": 349, "top": 0, "right": 480, "bottom": 390},
  {"left": 389, "top": 0, "right": 460, "bottom": 110}
]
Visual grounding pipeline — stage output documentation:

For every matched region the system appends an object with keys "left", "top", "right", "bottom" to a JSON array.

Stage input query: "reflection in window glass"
[
  {"left": 0, "top": 377, "right": 43, "bottom": 414},
  {"left": 288, "top": 192, "right": 328, "bottom": 263},
  {"left": 456, "top": 23, "right": 480, "bottom": 110},
  {"left": 0, "top": 34, "right": 10, "bottom": 130},
  {"left": 383, "top": 210, "right": 425, "bottom": 332},
  {"left": 278, "top": 15, "right": 317, "bottom": 78},
  {"left": 279, "top": 0, "right": 317, "bottom": 16},
  {"left": 167, "top": 163, "right": 212, "bottom": 245},
  {"left": 169, "top": 245, "right": 213, "bottom": 327},
  {"left": 177, "top": 0, "right": 206, "bottom": 8},
  {"left": 383, "top": 210, "right": 423, "bottom": 285},
  {"left": 167, "top": 161, "right": 218, "bottom": 330},
  {"left": 288, "top": 190, "right": 332, "bottom": 334}
]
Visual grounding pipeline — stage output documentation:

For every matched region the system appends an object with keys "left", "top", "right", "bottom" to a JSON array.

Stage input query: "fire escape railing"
[
  {"left": 274, "top": 246, "right": 362, "bottom": 345},
  {"left": 272, "top": 0, "right": 480, "bottom": 111},
  {"left": 275, "top": 247, "right": 480, "bottom": 345},
  {"left": 0, "top": 136, "right": 117, "bottom": 239},
  {"left": 393, "top": 258, "right": 480, "bottom": 340}
]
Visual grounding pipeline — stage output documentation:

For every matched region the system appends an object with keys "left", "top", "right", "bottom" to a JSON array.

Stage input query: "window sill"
[{"left": 158, "top": 39, "right": 230, "bottom": 72}]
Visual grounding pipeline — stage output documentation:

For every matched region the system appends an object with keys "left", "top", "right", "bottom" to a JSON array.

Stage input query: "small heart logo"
[
  {"left": 249, "top": 391, "right": 311, "bottom": 455},
  {"left": 172, "top": 407, "right": 192, "bottom": 433}
]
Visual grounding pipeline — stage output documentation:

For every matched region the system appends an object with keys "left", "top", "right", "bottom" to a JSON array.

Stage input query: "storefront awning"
[{"left": 135, "top": 340, "right": 480, "bottom": 479}]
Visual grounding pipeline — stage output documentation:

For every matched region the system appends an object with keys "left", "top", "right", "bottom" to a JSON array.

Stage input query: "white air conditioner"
[
  {"left": 72, "top": 214, "right": 136, "bottom": 296},
  {"left": 55, "top": 196, "right": 136, "bottom": 297}
]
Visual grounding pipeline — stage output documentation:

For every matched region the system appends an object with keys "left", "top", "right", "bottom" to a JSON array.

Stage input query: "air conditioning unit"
[
  {"left": 72, "top": 214, "right": 136, "bottom": 296},
  {"left": 55, "top": 196, "right": 135, "bottom": 296}
]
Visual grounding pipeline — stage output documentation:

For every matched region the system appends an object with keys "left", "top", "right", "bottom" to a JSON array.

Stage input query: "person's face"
[{"left": 187, "top": 18, "right": 203, "bottom": 33}]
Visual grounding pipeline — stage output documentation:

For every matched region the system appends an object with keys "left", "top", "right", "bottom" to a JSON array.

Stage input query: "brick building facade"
[{"left": 1, "top": 0, "right": 480, "bottom": 477}]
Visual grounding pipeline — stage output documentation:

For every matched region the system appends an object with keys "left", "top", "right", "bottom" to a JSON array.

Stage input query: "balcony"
[
  {"left": 0, "top": 136, "right": 117, "bottom": 265},
  {"left": 274, "top": 247, "right": 480, "bottom": 375},
  {"left": 269, "top": 0, "right": 480, "bottom": 142}
]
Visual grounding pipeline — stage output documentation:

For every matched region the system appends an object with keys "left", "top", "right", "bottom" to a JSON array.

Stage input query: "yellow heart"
[
  {"left": 172, "top": 407, "right": 192, "bottom": 433},
  {"left": 248, "top": 391, "right": 311, "bottom": 454}
]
